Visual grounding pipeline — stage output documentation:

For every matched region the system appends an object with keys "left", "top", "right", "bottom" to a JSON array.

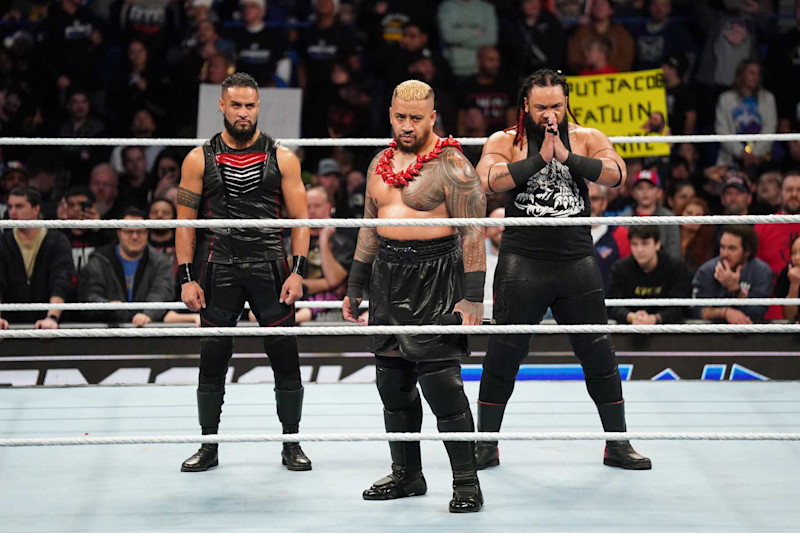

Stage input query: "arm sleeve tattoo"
[
  {"left": 441, "top": 149, "right": 487, "bottom": 274},
  {"left": 177, "top": 186, "right": 201, "bottom": 210},
  {"left": 353, "top": 157, "right": 380, "bottom": 264}
]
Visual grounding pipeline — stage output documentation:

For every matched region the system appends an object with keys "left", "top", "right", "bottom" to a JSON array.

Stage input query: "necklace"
[{"left": 376, "top": 136, "right": 462, "bottom": 188}]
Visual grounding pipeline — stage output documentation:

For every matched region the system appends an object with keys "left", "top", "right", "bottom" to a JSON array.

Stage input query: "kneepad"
[
  {"left": 376, "top": 366, "right": 420, "bottom": 412},
  {"left": 418, "top": 364, "right": 470, "bottom": 420}
]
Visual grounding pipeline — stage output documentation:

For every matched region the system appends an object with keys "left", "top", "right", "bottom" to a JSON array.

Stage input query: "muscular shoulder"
[
  {"left": 483, "top": 129, "right": 517, "bottom": 157},
  {"left": 570, "top": 124, "right": 617, "bottom": 156},
  {"left": 182, "top": 146, "right": 206, "bottom": 175},
  {"left": 439, "top": 146, "right": 479, "bottom": 185}
]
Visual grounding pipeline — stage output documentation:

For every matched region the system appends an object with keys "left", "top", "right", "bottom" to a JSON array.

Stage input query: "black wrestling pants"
[{"left": 479, "top": 253, "right": 622, "bottom": 408}]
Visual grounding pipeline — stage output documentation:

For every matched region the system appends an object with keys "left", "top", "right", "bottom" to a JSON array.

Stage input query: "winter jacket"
[
  {"left": 78, "top": 244, "right": 174, "bottom": 322},
  {"left": 0, "top": 229, "right": 74, "bottom": 323}
]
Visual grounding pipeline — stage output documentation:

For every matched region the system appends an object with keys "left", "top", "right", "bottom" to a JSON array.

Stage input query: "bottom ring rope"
[{"left": 2, "top": 432, "right": 799, "bottom": 447}]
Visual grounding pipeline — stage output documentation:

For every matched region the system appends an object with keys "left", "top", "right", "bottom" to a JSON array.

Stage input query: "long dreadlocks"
[{"left": 509, "top": 69, "right": 578, "bottom": 148}]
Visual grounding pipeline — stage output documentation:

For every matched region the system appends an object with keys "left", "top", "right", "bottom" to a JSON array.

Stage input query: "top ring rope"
[
  {"left": 2, "top": 214, "right": 800, "bottom": 230},
  {"left": 1, "top": 133, "right": 799, "bottom": 147}
]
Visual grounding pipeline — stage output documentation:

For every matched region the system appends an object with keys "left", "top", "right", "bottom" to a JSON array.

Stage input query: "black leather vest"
[{"left": 194, "top": 132, "right": 286, "bottom": 264}]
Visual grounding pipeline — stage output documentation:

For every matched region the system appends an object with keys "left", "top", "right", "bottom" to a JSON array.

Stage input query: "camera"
[{"left": 81, "top": 200, "right": 93, "bottom": 210}]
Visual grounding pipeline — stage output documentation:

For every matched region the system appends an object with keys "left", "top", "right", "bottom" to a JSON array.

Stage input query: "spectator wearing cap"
[
  {"left": 631, "top": 0, "right": 693, "bottom": 71},
  {"left": 620, "top": 169, "right": 680, "bottom": 258},
  {"left": 1, "top": 162, "right": 29, "bottom": 212},
  {"left": 0, "top": 187, "right": 73, "bottom": 330},
  {"left": 58, "top": 186, "right": 108, "bottom": 291},
  {"left": 755, "top": 172, "right": 800, "bottom": 319},
  {"left": 715, "top": 59, "right": 778, "bottom": 171},
  {"left": 232, "top": 0, "right": 291, "bottom": 87},
  {"left": 692, "top": 225, "right": 772, "bottom": 324},
  {"left": 719, "top": 172, "right": 772, "bottom": 216},
  {"left": 78, "top": 207, "right": 174, "bottom": 326},
  {"left": 662, "top": 54, "right": 696, "bottom": 136},
  {"left": 607, "top": 225, "right": 691, "bottom": 325},
  {"left": 313, "top": 158, "right": 347, "bottom": 216}
]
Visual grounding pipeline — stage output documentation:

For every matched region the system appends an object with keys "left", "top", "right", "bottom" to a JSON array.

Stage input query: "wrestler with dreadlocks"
[{"left": 473, "top": 69, "right": 652, "bottom": 471}]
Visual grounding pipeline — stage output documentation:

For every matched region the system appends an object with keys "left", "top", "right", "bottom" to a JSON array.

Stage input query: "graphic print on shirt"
[
  {"left": 215, "top": 152, "right": 268, "bottom": 198},
  {"left": 514, "top": 160, "right": 584, "bottom": 217}
]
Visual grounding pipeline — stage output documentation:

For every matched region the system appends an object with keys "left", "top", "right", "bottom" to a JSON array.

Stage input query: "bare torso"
[{"left": 368, "top": 146, "right": 462, "bottom": 241}]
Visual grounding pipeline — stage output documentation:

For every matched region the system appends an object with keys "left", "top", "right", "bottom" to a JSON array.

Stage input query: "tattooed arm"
[
  {"left": 442, "top": 148, "right": 487, "bottom": 325},
  {"left": 353, "top": 155, "right": 381, "bottom": 264},
  {"left": 344, "top": 155, "right": 380, "bottom": 323},
  {"left": 476, "top": 130, "right": 517, "bottom": 193},
  {"left": 176, "top": 147, "right": 205, "bottom": 311}
]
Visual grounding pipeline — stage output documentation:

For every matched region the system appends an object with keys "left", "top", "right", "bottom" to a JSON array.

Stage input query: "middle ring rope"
[{"left": 2, "top": 324, "right": 800, "bottom": 339}]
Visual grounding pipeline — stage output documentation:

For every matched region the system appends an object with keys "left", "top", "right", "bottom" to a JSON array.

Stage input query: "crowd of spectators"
[{"left": 1, "top": 0, "right": 799, "bottom": 327}]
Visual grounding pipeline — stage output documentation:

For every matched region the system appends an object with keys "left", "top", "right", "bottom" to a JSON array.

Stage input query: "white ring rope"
[
  {"left": 0, "top": 298, "right": 797, "bottom": 313},
  {"left": 2, "top": 214, "right": 800, "bottom": 230},
  {"left": 1, "top": 432, "right": 798, "bottom": 447},
  {"left": 1, "top": 324, "right": 799, "bottom": 339},
  {"left": 1, "top": 133, "right": 798, "bottom": 147}
]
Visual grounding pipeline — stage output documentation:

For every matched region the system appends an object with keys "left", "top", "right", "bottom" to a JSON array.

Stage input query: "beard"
[
  {"left": 393, "top": 128, "right": 431, "bottom": 154},
  {"left": 224, "top": 116, "right": 258, "bottom": 142},
  {"left": 524, "top": 113, "right": 570, "bottom": 152},
  {"left": 784, "top": 201, "right": 800, "bottom": 215}
]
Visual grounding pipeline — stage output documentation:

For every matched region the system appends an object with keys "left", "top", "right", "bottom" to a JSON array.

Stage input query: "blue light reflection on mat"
[{"left": 461, "top": 364, "right": 633, "bottom": 381}]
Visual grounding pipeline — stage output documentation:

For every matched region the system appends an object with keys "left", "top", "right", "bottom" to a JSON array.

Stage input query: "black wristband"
[
  {"left": 46, "top": 313, "right": 60, "bottom": 324},
  {"left": 507, "top": 155, "right": 546, "bottom": 188},
  {"left": 464, "top": 271, "right": 486, "bottom": 303},
  {"left": 346, "top": 260, "right": 373, "bottom": 299},
  {"left": 565, "top": 152, "right": 603, "bottom": 182},
  {"left": 292, "top": 255, "right": 308, "bottom": 278},
  {"left": 177, "top": 263, "right": 193, "bottom": 285}
]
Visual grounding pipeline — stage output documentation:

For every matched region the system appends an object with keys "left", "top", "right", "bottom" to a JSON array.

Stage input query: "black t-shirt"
[
  {"left": 232, "top": 26, "right": 287, "bottom": 86},
  {"left": 501, "top": 129, "right": 594, "bottom": 260},
  {"left": 774, "top": 264, "right": 791, "bottom": 298},
  {"left": 665, "top": 83, "right": 696, "bottom": 136},
  {"left": 298, "top": 22, "right": 358, "bottom": 88},
  {"left": 458, "top": 77, "right": 515, "bottom": 133}
]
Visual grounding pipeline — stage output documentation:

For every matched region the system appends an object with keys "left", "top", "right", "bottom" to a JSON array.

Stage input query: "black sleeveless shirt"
[
  {"left": 500, "top": 127, "right": 594, "bottom": 260},
  {"left": 194, "top": 132, "right": 286, "bottom": 264}
]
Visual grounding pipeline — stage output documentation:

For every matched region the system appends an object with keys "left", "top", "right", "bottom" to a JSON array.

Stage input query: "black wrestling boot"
[
  {"left": 438, "top": 406, "right": 483, "bottom": 513},
  {"left": 276, "top": 386, "right": 312, "bottom": 471},
  {"left": 363, "top": 463, "right": 428, "bottom": 500},
  {"left": 181, "top": 376, "right": 225, "bottom": 472},
  {"left": 597, "top": 401, "right": 652, "bottom": 470},
  {"left": 181, "top": 443, "right": 219, "bottom": 472},
  {"left": 450, "top": 469, "right": 483, "bottom": 513},
  {"left": 475, "top": 401, "right": 506, "bottom": 469}
]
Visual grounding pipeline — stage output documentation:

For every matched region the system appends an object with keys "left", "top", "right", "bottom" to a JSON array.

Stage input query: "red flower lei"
[{"left": 376, "top": 136, "right": 463, "bottom": 188}]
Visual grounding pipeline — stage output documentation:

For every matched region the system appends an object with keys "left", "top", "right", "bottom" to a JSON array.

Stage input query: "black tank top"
[
  {"left": 194, "top": 132, "right": 286, "bottom": 264},
  {"left": 500, "top": 127, "right": 594, "bottom": 260}
]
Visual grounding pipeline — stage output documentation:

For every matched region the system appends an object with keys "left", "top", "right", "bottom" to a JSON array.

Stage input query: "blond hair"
[{"left": 392, "top": 80, "right": 435, "bottom": 102}]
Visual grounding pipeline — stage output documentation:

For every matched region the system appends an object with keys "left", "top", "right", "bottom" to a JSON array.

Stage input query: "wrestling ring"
[{"left": 0, "top": 133, "right": 798, "bottom": 532}]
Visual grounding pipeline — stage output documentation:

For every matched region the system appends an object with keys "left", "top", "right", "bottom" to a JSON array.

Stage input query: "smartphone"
[{"left": 81, "top": 201, "right": 93, "bottom": 210}]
